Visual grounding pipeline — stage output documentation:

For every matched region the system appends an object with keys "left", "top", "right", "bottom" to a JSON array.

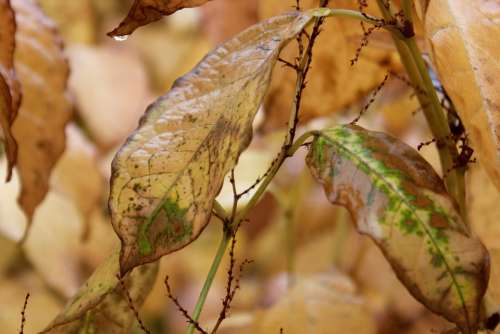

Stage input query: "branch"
[
  {"left": 116, "top": 274, "right": 151, "bottom": 334},
  {"left": 18, "top": 293, "right": 30, "bottom": 334},
  {"left": 165, "top": 276, "right": 209, "bottom": 334}
]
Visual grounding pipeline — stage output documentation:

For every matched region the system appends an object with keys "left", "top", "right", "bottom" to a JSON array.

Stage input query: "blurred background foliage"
[{"left": 1, "top": 0, "right": 499, "bottom": 333}]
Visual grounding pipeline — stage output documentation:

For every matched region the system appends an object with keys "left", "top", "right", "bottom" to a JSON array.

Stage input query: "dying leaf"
[
  {"left": 109, "top": 10, "right": 326, "bottom": 274},
  {"left": 425, "top": 0, "right": 500, "bottom": 192},
  {"left": 108, "top": 0, "right": 212, "bottom": 38},
  {"left": 306, "top": 125, "right": 489, "bottom": 334},
  {"left": 11, "top": 0, "right": 72, "bottom": 224},
  {"left": 0, "top": 0, "right": 20, "bottom": 181},
  {"left": 41, "top": 251, "right": 159, "bottom": 334}
]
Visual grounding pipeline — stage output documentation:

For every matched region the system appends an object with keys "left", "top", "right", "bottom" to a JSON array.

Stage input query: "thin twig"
[
  {"left": 19, "top": 293, "right": 30, "bottom": 334},
  {"left": 350, "top": 73, "right": 389, "bottom": 124},
  {"left": 116, "top": 274, "right": 151, "bottom": 334},
  {"left": 165, "top": 276, "right": 209, "bottom": 334}
]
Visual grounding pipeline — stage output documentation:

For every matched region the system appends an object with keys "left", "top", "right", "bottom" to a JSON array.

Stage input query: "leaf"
[
  {"left": 109, "top": 10, "right": 324, "bottom": 274},
  {"left": 425, "top": 0, "right": 500, "bottom": 192},
  {"left": 107, "top": 0, "right": 212, "bottom": 38},
  {"left": 0, "top": 0, "right": 20, "bottom": 181},
  {"left": 11, "top": 0, "right": 73, "bottom": 225},
  {"left": 253, "top": 273, "right": 377, "bottom": 334},
  {"left": 306, "top": 125, "right": 489, "bottom": 334},
  {"left": 41, "top": 251, "right": 159, "bottom": 334}
]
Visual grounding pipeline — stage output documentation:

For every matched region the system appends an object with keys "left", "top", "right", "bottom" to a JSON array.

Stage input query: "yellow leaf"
[
  {"left": 109, "top": 10, "right": 323, "bottom": 274},
  {"left": 41, "top": 251, "right": 159, "bottom": 334},
  {"left": 425, "top": 0, "right": 500, "bottom": 192},
  {"left": 11, "top": 0, "right": 73, "bottom": 227}
]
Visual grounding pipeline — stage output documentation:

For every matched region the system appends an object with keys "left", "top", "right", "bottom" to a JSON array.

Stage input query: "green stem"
[
  {"left": 186, "top": 229, "right": 231, "bottom": 334},
  {"left": 375, "top": 0, "right": 466, "bottom": 219}
]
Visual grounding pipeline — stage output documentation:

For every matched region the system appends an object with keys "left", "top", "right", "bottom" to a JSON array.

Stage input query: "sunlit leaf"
[
  {"left": 425, "top": 0, "right": 500, "bottom": 192},
  {"left": 107, "top": 0, "right": 211, "bottom": 38},
  {"left": 306, "top": 125, "right": 489, "bottom": 334},
  {"left": 109, "top": 10, "right": 324, "bottom": 274},
  {"left": 11, "top": 0, "right": 73, "bottom": 226},
  {"left": 0, "top": 0, "right": 20, "bottom": 181},
  {"left": 41, "top": 251, "right": 159, "bottom": 334}
]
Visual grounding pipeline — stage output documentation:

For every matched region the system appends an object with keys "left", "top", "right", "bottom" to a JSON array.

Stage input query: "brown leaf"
[
  {"left": 306, "top": 125, "right": 489, "bottom": 334},
  {"left": 109, "top": 10, "right": 323, "bottom": 274},
  {"left": 0, "top": 0, "right": 20, "bottom": 181},
  {"left": 11, "top": 0, "right": 72, "bottom": 226},
  {"left": 425, "top": 0, "right": 500, "bottom": 192},
  {"left": 41, "top": 251, "right": 159, "bottom": 334},
  {"left": 108, "top": 0, "right": 212, "bottom": 38}
]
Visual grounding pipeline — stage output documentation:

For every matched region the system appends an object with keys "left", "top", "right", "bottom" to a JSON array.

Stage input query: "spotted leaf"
[
  {"left": 109, "top": 10, "right": 329, "bottom": 274},
  {"left": 306, "top": 125, "right": 489, "bottom": 334}
]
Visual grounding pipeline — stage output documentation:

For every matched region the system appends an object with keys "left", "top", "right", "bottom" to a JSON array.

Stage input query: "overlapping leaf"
[
  {"left": 11, "top": 0, "right": 72, "bottom": 225},
  {"left": 109, "top": 10, "right": 326, "bottom": 274},
  {"left": 108, "top": 0, "right": 211, "bottom": 38},
  {"left": 0, "top": 0, "right": 20, "bottom": 181},
  {"left": 41, "top": 251, "right": 159, "bottom": 334},
  {"left": 425, "top": 0, "right": 500, "bottom": 192},
  {"left": 306, "top": 125, "right": 489, "bottom": 334}
]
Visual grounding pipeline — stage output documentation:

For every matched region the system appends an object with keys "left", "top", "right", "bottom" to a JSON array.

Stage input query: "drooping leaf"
[
  {"left": 425, "top": 0, "right": 500, "bottom": 192},
  {"left": 306, "top": 125, "right": 489, "bottom": 334},
  {"left": 109, "top": 10, "right": 326, "bottom": 274},
  {"left": 0, "top": 0, "right": 20, "bottom": 181},
  {"left": 107, "top": 0, "right": 212, "bottom": 38},
  {"left": 41, "top": 251, "right": 159, "bottom": 334},
  {"left": 11, "top": 0, "right": 72, "bottom": 226}
]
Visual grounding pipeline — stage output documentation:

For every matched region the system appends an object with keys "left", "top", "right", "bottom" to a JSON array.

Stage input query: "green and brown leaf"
[
  {"left": 109, "top": 10, "right": 325, "bottom": 274},
  {"left": 108, "top": 0, "right": 212, "bottom": 38},
  {"left": 41, "top": 251, "right": 159, "bottom": 334},
  {"left": 0, "top": 0, "right": 20, "bottom": 181},
  {"left": 306, "top": 125, "right": 489, "bottom": 334}
]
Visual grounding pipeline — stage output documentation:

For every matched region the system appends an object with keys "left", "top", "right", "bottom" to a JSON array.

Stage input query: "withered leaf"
[
  {"left": 108, "top": 0, "right": 212, "bottom": 38},
  {"left": 306, "top": 125, "right": 489, "bottom": 334},
  {"left": 109, "top": 10, "right": 325, "bottom": 274},
  {"left": 11, "top": 0, "right": 72, "bottom": 225},
  {"left": 425, "top": 0, "right": 500, "bottom": 192},
  {"left": 0, "top": 0, "right": 20, "bottom": 181},
  {"left": 41, "top": 252, "right": 159, "bottom": 334}
]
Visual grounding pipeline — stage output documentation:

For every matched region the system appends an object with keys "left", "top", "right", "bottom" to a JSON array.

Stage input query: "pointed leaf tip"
[{"left": 306, "top": 125, "right": 489, "bottom": 334}]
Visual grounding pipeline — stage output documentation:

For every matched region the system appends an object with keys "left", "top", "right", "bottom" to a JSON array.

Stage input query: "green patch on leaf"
[{"left": 306, "top": 124, "right": 489, "bottom": 334}]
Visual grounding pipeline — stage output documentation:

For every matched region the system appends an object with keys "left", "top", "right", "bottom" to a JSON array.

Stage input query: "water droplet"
[{"left": 113, "top": 34, "right": 129, "bottom": 42}]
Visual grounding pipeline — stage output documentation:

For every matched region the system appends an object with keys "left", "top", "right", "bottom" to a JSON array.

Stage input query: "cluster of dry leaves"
[{"left": 0, "top": 0, "right": 499, "bottom": 333}]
